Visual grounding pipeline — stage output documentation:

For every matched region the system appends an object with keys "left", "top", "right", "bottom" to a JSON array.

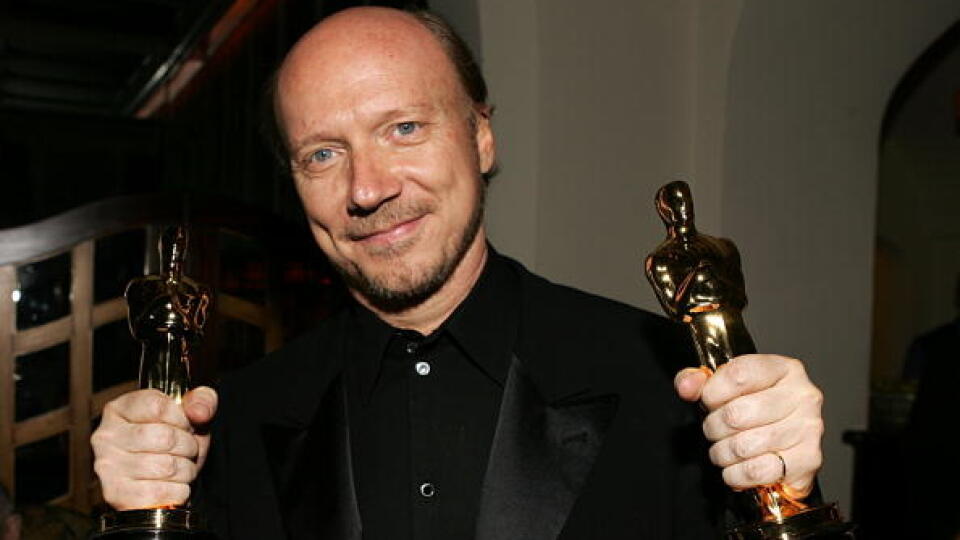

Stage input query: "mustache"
[{"left": 345, "top": 200, "right": 434, "bottom": 240}]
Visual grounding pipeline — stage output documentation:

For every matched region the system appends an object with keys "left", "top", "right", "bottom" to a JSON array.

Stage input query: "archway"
[
  {"left": 720, "top": 2, "right": 960, "bottom": 515},
  {"left": 863, "top": 18, "right": 960, "bottom": 539}
]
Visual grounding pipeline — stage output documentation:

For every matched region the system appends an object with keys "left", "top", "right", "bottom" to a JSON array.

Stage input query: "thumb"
[
  {"left": 674, "top": 367, "right": 710, "bottom": 402},
  {"left": 183, "top": 386, "right": 218, "bottom": 426}
]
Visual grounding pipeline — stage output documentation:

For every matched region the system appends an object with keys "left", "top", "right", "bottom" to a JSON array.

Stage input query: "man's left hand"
[{"left": 674, "top": 354, "right": 824, "bottom": 498}]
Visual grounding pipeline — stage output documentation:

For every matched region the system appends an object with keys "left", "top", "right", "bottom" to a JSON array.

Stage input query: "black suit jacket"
[{"left": 197, "top": 255, "right": 723, "bottom": 539}]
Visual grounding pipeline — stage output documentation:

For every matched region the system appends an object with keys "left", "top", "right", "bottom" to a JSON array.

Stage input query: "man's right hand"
[{"left": 91, "top": 386, "right": 217, "bottom": 510}]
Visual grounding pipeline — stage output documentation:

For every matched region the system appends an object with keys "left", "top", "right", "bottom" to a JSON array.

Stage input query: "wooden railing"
[{"left": 0, "top": 193, "right": 315, "bottom": 513}]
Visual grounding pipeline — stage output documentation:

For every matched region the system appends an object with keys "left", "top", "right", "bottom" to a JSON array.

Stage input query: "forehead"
[{"left": 276, "top": 11, "right": 466, "bottom": 136}]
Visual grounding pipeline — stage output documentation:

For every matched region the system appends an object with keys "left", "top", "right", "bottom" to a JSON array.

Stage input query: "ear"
[{"left": 474, "top": 107, "right": 496, "bottom": 175}]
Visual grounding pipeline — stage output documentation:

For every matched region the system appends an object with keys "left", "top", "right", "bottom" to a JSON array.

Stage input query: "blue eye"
[
  {"left": 396, "top": 121, "right": 418, "bottom": 135},
  {"left": 310, "top": 148, "right": 333, "bottom": 162}
]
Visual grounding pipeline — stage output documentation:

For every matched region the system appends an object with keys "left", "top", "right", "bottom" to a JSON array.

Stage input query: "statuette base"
[
  {"left": 728, "top": 503, "right": 856, "bottom": 539},
  {"left": 92, "top": 508, "right": 217, "bottom": 539}
]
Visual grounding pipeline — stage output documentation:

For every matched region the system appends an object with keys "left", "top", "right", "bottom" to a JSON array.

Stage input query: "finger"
[
  {"left": 134, "top": 455, "right": 197, "bottom": 484},
  {"left": 196, "top": 433, "right": 212, "bottom": 469},
  {"left": 103, "top": 390, "right": 190, "bottom": 430},
  {"left": 721, "top": 445, "right": 820, "bottom": 494},
  {"left": 123, "top": 453, "right": 198, "bottom": 483},
  {"left": 104, "top": 480, "right": 191, "bottom": 511},
  {"left": 721, "top": 451, "right": 786, "bottom": 489},
  {"left": 120, "top": 423, "right": 199, "bottom": 457},
  {"left": 708, "top": 419, "right": 805, "bottom": 467},
  {"left": 183, "top": 386, "right": 218, "bottom": 427},
  {"left": 782, "top": 474, "right": 817, "bottom": 500},
  {"left": 780, "top": 432, "right": 823, "bottom": 498},
  {"left": 702, "top": 385, "right": 802, "bottom": 441},
  {"left": 674, "top": 367, "right": 710, "bottom": 402},
  {"left": 701, "top": 355, "right": 796, "bottom": 410}
]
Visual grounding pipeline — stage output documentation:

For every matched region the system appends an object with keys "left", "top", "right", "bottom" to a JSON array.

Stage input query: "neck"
[
  {"left": 668, "top": 222, "right": 696, "bottom": 238},
  {"left": 354, "top": 231, "right": 489, "bottom": 335},
  {"left": 163, "top": 261, "right": 183, "bottom": 282}
]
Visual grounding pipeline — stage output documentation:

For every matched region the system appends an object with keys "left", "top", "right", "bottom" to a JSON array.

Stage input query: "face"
[{"left": 277, "top": 11, "right": 495, "bottom": 311}]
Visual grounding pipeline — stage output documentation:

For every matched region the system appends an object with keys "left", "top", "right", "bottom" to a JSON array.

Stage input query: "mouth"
[{"left": 349, "top": 215, "right": 425, "bottom": 246}]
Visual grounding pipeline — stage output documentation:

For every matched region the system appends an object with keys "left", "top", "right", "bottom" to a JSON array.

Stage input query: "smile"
[{"left": 353, "top": 215, "right": 425, "bottom": 246}]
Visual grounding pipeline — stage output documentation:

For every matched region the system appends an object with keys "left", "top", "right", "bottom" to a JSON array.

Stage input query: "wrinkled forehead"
[{"left": 276, "top": 10, "right": 464, "bottom": 120}]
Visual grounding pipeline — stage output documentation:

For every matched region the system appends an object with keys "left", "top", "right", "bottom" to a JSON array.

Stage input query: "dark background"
[
  {"left": 1, "top": 0, "right": 427, "bottom": 510},
  {"left": 0, "top": 0, "right": 425, "bottom": 230}
]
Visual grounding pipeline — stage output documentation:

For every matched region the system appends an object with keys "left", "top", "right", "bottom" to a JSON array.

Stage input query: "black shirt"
[
  {"left": 199, "top": 248, "right": 729, "bottom": 539},
  {"left": 344, "top": 252, "right": 519, "bottom": 539}
]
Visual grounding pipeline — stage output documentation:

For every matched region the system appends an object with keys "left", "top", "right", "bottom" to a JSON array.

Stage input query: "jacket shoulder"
[
  {"left": 499, "top": 257, "right": 698, "bottom": 403},
  {"left": 215, "top": 309, "right": 348, "bottom": 417},
  {"left": 507, "top": 258, "right": 692, "bottom": 362}
]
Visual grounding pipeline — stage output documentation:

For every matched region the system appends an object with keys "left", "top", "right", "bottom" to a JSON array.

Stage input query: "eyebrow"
[{"left": 289, "top": 103, "right": 440, "bottom": 154}]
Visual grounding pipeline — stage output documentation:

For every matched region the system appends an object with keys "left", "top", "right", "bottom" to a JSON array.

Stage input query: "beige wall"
[
  {"left": 721, "top": 2, "right": 960, "bottom": 510},
  {"left": 433, "top": 0, "right": 960, "bottom": 515}
]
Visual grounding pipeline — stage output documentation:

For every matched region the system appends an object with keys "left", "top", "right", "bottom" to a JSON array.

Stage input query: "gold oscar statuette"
[
  {"left": 644, "top": 181, "right": 856, "bottom": 539},
  {"left": 92, "top": 226, "right": 216, "bottom": 540}
]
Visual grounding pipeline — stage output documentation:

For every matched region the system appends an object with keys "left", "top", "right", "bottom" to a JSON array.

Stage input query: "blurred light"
[{"left": 11, "top": 289, "right": 21, "bottom": 302}]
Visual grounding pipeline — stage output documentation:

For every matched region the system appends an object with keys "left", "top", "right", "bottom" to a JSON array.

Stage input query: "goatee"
[{"left": 332, "top": 183, "right": 485, "bottom": 313}]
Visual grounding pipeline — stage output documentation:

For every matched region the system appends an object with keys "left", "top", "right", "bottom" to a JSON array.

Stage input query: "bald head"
[
  {"left": 271, "top": 7, "right": 487, "bottom": 161},
  {"left": 281, "top": 7, "right": 441, "bottom": 79},
  {"left": 267, "top": 5, "right": 497, "bottom": 319}
]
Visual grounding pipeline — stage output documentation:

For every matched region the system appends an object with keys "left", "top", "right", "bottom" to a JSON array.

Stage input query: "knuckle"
[
  {"left": 147, "top": 424, "right": 178, "bottom": 451},
  {"left": 722, "top": 466, "right": 739, "bottom": 488},
  {"left": 810, "top": 449, "right": 823, "bottom": 471},
  {"left": 743, "top": 458, "right": 768, "bottom": 483},
  {"left": 90, "top": 428, "right": 110, "bottom": 449},
  {"left": 107, "top": 480, "right": 142, "bottom": 510},
  {"left": 701, "top": 419, "right": 714, "bottom": 441},
  {"left": 708, "top": 443, "right": 723, "bottom": 465},
  {"left": 180, "top": 459, "right": 198, "bottom": 481},
  {"left": 794, "top": 385, "right": 822, "bottom": 406},
  {"left": 147, "top": 454, "right": 179, "bottom": 480},
  {"left": 126, "top": 480, "right": 190, "bottom": 508},
  {"left": 164, "top": 482, "right": 191, "bottom": 505},
  {"left": 146, "top": 393, "right": 170, "bottom": 419},
  {"left": 786, "top": 478, "right": 813, "bottom": 499},
  {"left": 100, "top": 483, "right": 120, "bottom": 508},
  {"left": 93, "top": 457, "right": 117, "bottom": 482},
  {"left": 702, "top": 414, "right": 722, "bottom": 441},
  {"left": 129, "top": 482, "right": 157, "bottom": 507},
  {"left": 807, "top": 417, "right": 825, "bottom": 439},
  {"left": 725, "top": 361, "right": 750, "bottom": 388},
  {"left": 722, "top": 402, "right": 749, "bottom": 430},
  {"left": 102, "top": 398, "right": 120, "bottom": 417},
  {"left": 783, "top": 356, "right": 804, "bottom": 372},
  {"left": 809, "top": 387, "right": 824, "bottom": 408},
  {"left": 700, "top": 385, "right": 720, "bottom": 410},
  {"left": 732, "top": 433, "right": 758, "bottom": 460}
]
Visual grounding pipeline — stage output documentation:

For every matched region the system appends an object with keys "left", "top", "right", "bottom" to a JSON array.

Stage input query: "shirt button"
[
  {"left": 405, "top": 341, "right": 418, "bottom": 354},
  {"left": 419, "top": 482, "right": 436, "bottom": 498},
  {"left": 415, "top": 361, "right": 431, "bottom": 376}
]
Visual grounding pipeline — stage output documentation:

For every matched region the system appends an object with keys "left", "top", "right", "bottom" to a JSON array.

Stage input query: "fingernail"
[{"left": 190, "top": 403, "right": 211, "bottom": 418}]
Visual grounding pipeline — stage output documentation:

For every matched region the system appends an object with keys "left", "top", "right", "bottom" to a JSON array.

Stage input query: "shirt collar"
[
  {"left": 443, "top": 247, "right": 519, "bottom": 387},
  {"left": 347, "top": 247, "right": 520, "bottom": 402}
]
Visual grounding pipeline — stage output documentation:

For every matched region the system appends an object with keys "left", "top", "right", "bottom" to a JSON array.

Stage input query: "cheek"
[
  {"left": 296, "top": 182, "right": 342, "bottom": 235},
  {"left": 416, "top": 141, "right": 480, "bottom": 194}
]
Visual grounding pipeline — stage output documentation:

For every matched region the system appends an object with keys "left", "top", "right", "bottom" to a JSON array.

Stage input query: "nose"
[{"left": 347, "top": 148, "right": 401, "bottom": 216}]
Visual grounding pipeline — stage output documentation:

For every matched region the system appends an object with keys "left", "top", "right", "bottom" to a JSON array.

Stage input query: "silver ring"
[{"left": 773, "top": 451, "right": 787, "bottom": 482}]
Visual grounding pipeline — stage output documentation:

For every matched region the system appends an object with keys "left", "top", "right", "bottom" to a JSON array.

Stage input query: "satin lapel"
[
  {"left": 261, "top": 376, "right": 361, "bottom": 540},
  {"left": 475, "top": 357, "right": 620, "bottom": 540}
]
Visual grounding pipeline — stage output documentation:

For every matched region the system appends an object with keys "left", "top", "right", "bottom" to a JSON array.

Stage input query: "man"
[{"left": 92, "top": 7, "right": 826, "bottom": 539}]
